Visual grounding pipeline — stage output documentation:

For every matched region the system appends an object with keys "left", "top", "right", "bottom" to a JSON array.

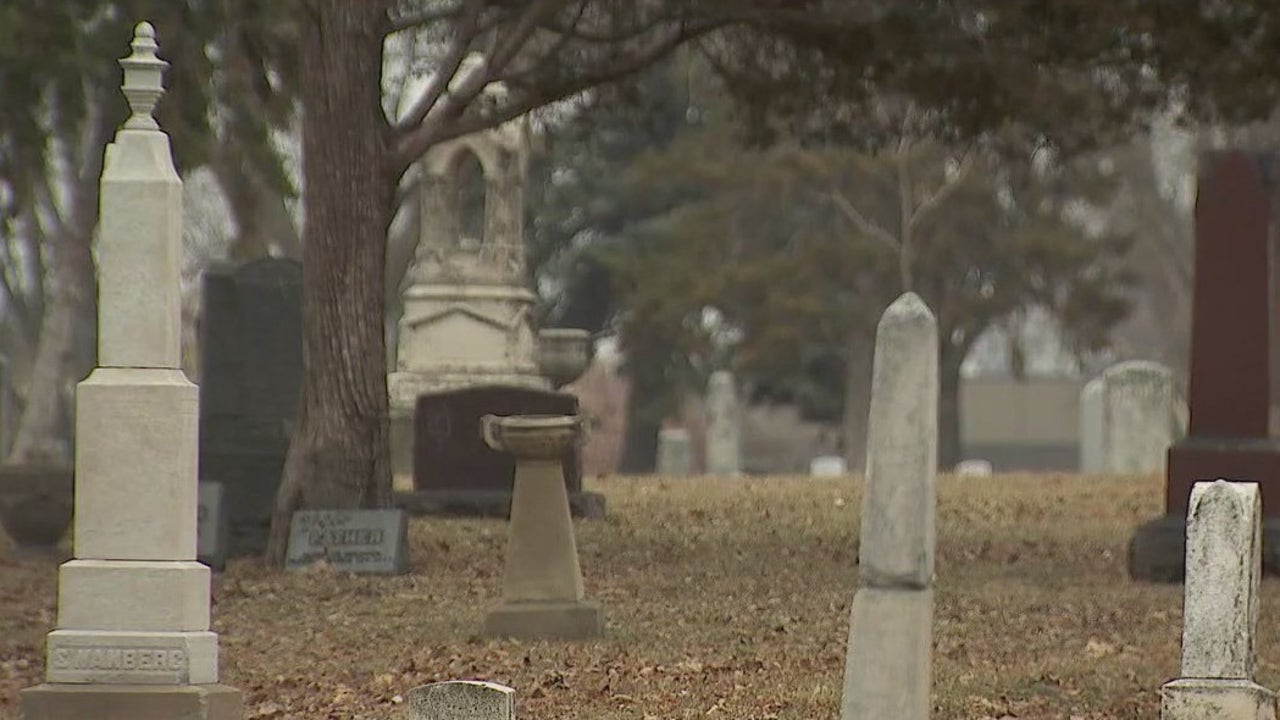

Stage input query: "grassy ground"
[{"left": 0, "top": 472, "right": 1268, "bottom": 719}]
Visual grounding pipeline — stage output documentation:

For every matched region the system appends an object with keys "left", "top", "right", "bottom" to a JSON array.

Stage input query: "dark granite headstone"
[
  {"left": 197, "top": 482, "right": 228, "bottom": 571},
  {"left": 198, "top": 258, "right": 302, "bottom": 557},
  {"left": 412, "top": 385, "right": 581, "bottom": 493},
  {"left": 285, "top": 509, "right": 409, "bottom": 574},
  {"left": 398, "top": 385, "right": 604, "bottom": 518},
  {"left": 1130, "top": 151, "right": 1280, "bottom": 581}
]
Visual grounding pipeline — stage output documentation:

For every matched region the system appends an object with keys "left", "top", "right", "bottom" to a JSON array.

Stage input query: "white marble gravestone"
[
  {"left": 1101, "top": 361, "right": 1180, "bottom": 474},
  {"left": 841, "top": 292, "right": 937, "bottom": 720},
  {"left": 1161, "top": 480, "right": 1277, "bottom": 720},
  {"left": 22, "top": 22, "right": 242, "bottom": 720},
  {"left": 705, "top": 370, "right": 742, "bottom": 476}
]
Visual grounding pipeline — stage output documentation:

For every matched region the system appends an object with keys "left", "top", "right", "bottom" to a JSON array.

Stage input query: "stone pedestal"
[
  {"left": 480, "top": 415, "right": 603, "bottom": 640},
  {"left": 22, "top": 683, "right": 243, "bottom": 720},
  {"left": 1162, "top": 679, "right": 1277, "bottom": 720},
  {"left": 21, "top": 23, "right": 241, "bottom": 719}
]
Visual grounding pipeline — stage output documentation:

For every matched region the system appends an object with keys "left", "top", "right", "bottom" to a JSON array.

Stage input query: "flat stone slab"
[
  {"left": 22, "top": 682, "right": 243, "bottom": 720},
  {"left": 841, "top": 587, "right": 932, "bottom": 720},
  {"left": 1161, "top": 678, "right": 1277, "bottom": 720},
  {"left": 483, "top": 600, "right": 604, "bottom": 641},
  {"left": 285, "top": 509, "right": 408, "bottom": 574}
]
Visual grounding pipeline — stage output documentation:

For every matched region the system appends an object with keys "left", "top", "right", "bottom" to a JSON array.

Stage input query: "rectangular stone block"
[
  {"left": 861, "top": 293, "right": 937, "bottom": 588},
  {"left": 197, "top": 482, "right": 228, "bottom": 570},
  {"left": 1161, "top": 678, "right": 1277, "bottom": 720},
  {"left": 74, "top": 368, "right": 198, "bottom": 560},
  {"left": 285, "top": 509, "right": 408, "bottom": 574},
  {"left": 46, "top": 630, "right": 217, "bottom": 685},
  {"left": 22, "top": 683, "right": 244, "bottom": 720},
  {"left": 841, "top": 587, "right": 933, "bottom": 720},
  {"left": 1182, "top": 480, "right": 1262, "bottom": 679},
  {"left": 57, "top": 560, "right": 210, "bottom": 632},
  {"left": 98, "top": 131, "right": 183, "bottom": 369}
]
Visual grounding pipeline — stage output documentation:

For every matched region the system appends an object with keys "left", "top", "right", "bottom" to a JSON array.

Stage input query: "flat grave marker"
[{"left": 285, "top": 509, "right": 409, "bottom": 574}]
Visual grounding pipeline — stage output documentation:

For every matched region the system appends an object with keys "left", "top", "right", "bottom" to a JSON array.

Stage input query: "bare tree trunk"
[
  {"left": 266, "top": 0, "right": 394, "bottom": 565},
  {"left": 840, "top": 322, "right": 875, "bottom": 474},
  {"left": 7, "top": 94, "right": 111, "bottom": 465}
]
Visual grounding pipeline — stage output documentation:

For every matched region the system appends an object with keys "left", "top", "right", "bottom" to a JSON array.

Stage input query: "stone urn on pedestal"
[
  {"left": 536, "top": 328, "right": 592, "bottom": 388},
  {"left": 480, "top": 413, "right": 604, "bottom": 640}
]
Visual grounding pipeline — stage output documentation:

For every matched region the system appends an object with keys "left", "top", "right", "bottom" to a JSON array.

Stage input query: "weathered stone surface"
[
  {"left": 74, "top": 368, "right": 198, "bottom": 561},
  {"left": 285, "top": 510, "right": 409, "bottom": 575},
  {"left": 1102, "top": 361, "right": 1179, "bottom": 474},
  {"left": 840, "top": 587, "right": 933, "bottom": 720},
  {"left": 21, "top": 683, "right": 244, "bottom": 720},
  {"left": 1161, "top": 678, "right": 1277, "bottom": 720},
  {"left": 45, "top": 629, "right": 217, "bottom": 685},
  {"left": 656, "top": 428, "right": 693, "bottom": 476},
  {"left": 483, "top": 415, "right": 603, "bottom": 640},
  {"left": 1079, "top": 377, "right": 1103, "bottom": 472},
  {"left": 706, "top": 370, "right": 741, "bottom": 476},
  {"left": 96, "top": 133, "right": 182, "bottom": 369},
  {"left": 57, "top": 560, "right": 210, "bottom": 632},
  {"left": 860, "top": 292, "right": 937, "bottom": 589},
  {"left": 406, "top": 680, "right": 514, "bottom": 720},
  {"left": 482, "top": 601, "right": 605, "bottom": 642},
  {"left": 1182, "top": 480, "right": 1261, "bottom": 680},
  {"left": 500, "top": 460, "right": 584, "bottom": 602}
]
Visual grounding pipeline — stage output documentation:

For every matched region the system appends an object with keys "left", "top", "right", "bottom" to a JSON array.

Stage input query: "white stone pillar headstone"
[
  {"left": 655, "top": 427, "right": 692, "bottom": 476},
  {"left": 1079, "top": 377, "right": 1103, "bottom": 472},
  {"left": 1160, "top": 480, "right": 1277, "bottom": 720},
  {"left": 1101, "top": 360, "right": 1179, "bottom": 474},
  {"left": 43, "top": 21, "right": 217, "bottom": 686},
  {"left": 705, "top": 370, "right": 742, "bottom": 476},
  {"left": 841, "top": 292, "right": 937, "bottom": 720}
]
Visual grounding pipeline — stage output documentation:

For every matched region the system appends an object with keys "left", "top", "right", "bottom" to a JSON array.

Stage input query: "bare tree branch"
[
  {"left": 908, "top": 153, "right": 973, "bottom": 233},
  {"left": 827, "top": 189, "right": 899, "bottom": 250},
  {"left": 393, "top": 0, "right": 487, "bottom": 132},
  {"left": 388, "top": 1, "right": 464, "bottom": 33},
  {"left": 392, "top": 19, "right": 727, "bottom": 170}
]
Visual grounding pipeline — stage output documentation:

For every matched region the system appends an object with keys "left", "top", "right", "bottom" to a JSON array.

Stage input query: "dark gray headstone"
[
  {"left": 198, "top": 258, "right": 302, "bottom": 557},
  {"left": 412, "top": 385, "right": 582, "bottom": 493},
  {"left": 197, "top": 481, "right": 228, "bottom": 571},
  {"left": 285, "top": 509, "right": 409, "bottom": 574}
]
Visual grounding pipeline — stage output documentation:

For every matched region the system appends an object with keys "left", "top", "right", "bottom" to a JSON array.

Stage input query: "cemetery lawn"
[{"left": 0, "top": 473, "right": 1261, "bottom": 719}]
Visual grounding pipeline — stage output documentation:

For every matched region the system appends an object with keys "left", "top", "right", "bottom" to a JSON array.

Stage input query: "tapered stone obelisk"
[
  {"left": 22, "top": 22, "right": 243, "bottom": 720},
  {"left": 841, "top": 292, "right": 937, "bottom": 720}
]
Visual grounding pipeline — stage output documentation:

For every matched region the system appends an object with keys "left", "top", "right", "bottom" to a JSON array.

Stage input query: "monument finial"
[{"left": 119, "top": 21, "right": 168, "bottom": 130}]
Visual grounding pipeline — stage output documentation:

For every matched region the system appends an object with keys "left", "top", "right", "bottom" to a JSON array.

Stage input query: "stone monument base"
[
  {"left": 21, "top": 683, "right": 243, "bottom": 720},
  {"left": 1129, "top": 514, "right": 1280, "bottom": 582},
  {"left": 1166, "top": 438, "right": 1280, "bottom": 517},
  {"left": 1160, "top": 678, "right": 1277, "bottom": 720},
  {"left": 394, "top": 489, "right": 606, "bottom": 519},
  {"left": 482, "top": 600, "right": 604, "bottom": 641}
]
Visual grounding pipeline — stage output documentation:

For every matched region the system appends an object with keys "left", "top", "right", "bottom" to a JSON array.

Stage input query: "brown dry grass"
[{"left": 0, "top": 472, "right": 1271, "bottom": 719}]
